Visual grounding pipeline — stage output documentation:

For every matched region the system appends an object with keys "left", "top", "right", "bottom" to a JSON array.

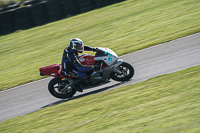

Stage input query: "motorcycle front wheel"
[
  {"left": 110, "top": 62, "right": 134, "bottom": 81},
  {"left": 48, "top": 78, "right": 76, "bottom": 99}
]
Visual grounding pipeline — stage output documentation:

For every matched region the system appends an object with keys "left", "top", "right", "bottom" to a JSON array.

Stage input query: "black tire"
[
  {"left": 110, "top": 62, "right": 134, "bottom": 81},
  {"left": 48, "top": 78, "right": 76, "bottom": 99}
]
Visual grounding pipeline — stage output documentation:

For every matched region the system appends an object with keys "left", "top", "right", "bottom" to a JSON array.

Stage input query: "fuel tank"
[{"left": 79, "top": 54, "right": 96, "bottom": 66}]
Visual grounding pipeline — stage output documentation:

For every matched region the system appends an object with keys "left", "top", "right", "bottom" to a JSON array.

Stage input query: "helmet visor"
[{"left": 76, "top": 43, "right": 84, "bottom": 52}]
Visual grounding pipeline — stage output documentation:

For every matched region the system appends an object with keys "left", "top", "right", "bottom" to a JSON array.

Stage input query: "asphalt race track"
[{"left": 0, "top": 33, "right": 200, "bottom": 122}]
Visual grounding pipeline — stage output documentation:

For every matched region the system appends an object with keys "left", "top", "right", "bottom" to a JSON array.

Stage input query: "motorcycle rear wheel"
[
  {"left": 48, "top": 78, "right": 76, "bottom": 99},
  {"left": 110, "top": 62, "right": 134, "bottom": 81}
]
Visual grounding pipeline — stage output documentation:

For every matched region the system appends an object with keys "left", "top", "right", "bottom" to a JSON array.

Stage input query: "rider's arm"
[
  {"left": 85, "top": 46, "right": 108, "bottom": 55},
  {"left": 84, "top": 45, "right": 96, "bottom": 52},
  {"left": 68, "top": 51, "right": 92, "bottom": 72}
]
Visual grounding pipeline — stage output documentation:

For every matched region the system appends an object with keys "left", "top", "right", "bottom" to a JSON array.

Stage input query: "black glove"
[
  {"left": 96, "top": 48, "right": 108, "bottom": 55},
  {"left": 92, "top": 48, "right": 97, "bottom": 52}
]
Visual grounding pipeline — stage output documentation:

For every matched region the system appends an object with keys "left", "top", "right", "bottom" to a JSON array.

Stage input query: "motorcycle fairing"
[
  {"left": 89, "top": 59, "right": 123, "bottom": 82},
  {"left": 78, "top": 54, "right": 108, "bottom": 70},
  {"left": 94, "top": 47, "right": 118, "bottom": 66},
  {"left": 39, "top": 64, "right": 77, "bottom": 78},
  {"left": 79, "top": 54, "right": 96, "bottom": 66}
]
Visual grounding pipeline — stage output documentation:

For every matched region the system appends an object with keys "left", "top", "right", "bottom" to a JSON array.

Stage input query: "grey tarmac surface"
[{"left": 0, "top": 32, "right": 200, "bottom": 122}]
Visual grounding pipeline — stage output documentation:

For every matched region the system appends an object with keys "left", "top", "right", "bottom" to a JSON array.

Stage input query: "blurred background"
[{"left": 0, "top": 0, "right": 125, "bottom": 35}]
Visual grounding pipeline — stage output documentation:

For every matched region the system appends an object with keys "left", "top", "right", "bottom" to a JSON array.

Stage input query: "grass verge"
[
  {"left": 1, "top": 0, "right": 200, "bottom": 90},
  {"left": 0, "top": 65, "right": 199, "bottom": 132}
]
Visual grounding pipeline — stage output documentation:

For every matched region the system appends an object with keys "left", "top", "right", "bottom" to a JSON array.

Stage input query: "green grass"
[
  {"left": 1, "top": 0, "right": 200, "bottom": 90},
  {"left": 0, "top": 0, "right": 25, "bottom": 8},
  {"left": 0, "top": 65, "right": 199, "bottom": 133}
]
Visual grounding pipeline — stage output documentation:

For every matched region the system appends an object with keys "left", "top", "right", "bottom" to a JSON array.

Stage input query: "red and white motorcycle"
[{"left": 39, "top": 48, "right": 134, "bottom": 99}]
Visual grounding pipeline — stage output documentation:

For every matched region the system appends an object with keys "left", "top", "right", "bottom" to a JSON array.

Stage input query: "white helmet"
[{"left": 70, "top": 38, "right": 84, "bottom": 53}]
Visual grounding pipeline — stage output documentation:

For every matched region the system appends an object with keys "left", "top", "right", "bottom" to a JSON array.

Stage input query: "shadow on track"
[{"left": 41, "top": 81, "right": 127, "bottom": 109}]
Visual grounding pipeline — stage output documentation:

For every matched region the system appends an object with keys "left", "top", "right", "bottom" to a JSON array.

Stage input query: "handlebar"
[{"left": 95, "top": 48, "right": 108, "bottom": 55}]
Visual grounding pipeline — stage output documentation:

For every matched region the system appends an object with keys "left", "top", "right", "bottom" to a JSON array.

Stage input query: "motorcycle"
[{"left": 39, "top": 47, "right": 134, "bottom": 99}]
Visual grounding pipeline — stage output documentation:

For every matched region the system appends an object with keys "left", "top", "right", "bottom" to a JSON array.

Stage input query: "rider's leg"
[{"left": 72, "top": 70, "right": 89, "bottom": 92}]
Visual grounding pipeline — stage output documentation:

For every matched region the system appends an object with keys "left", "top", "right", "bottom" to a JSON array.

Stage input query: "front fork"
[{"left": 113, "top": 59, "right": 123, "bottom": 75}]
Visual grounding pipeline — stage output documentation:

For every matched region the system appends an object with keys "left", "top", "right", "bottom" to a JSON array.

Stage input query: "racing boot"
[
  {"left": 72, "top": 74, "right": 89, "bottom": 92},
  {"left": 73, "top": 79, "right": 83, "bottom": 92}
]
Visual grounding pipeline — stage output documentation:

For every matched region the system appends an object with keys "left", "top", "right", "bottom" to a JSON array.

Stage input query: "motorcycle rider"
[{"left": 61, "top": 38, "right": 98, "bottom": 92}]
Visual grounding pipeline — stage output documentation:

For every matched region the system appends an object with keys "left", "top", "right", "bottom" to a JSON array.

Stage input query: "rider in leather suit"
[{"left": 61, "top": 38, "right": 97, "bottom": 92}]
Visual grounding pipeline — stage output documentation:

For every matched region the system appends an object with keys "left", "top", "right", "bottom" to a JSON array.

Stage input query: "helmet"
[{"left": 70, "top": 38, "right": 84, "bottom": 53}]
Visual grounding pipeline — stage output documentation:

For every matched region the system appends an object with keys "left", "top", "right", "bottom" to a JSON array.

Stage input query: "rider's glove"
[
  {"left": 92, "top": 48, "right": 97, "bottom": 52},
  {"left": 95, "top": 48, "right": 108, "bottom": 55}
]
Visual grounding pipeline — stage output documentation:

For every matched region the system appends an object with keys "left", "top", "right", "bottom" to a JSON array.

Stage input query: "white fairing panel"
[{"left": 94, "top": 47, "right": 119, "bottom": 66}]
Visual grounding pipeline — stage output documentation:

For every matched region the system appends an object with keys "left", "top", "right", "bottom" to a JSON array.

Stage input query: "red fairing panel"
[
  {"left": 79, "top": 55, "right": 96, "bottom": 66},
  {"left": 39, "top": 64, "right": 75, "bottom": 78},
  {"left": 39, "top": 64, "right": 59, "bottom": 76},
  {"left": 79, "top": 55, "right": 108, "bottom": 70}
]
